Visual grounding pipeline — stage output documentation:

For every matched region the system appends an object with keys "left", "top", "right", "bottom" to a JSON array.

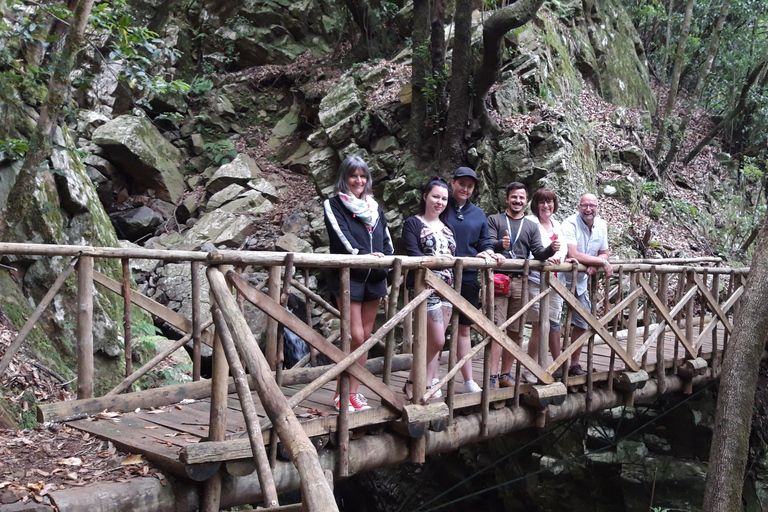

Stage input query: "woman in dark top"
[
  {"left": 401, "top": 177, "right": 456, "bottom": 400},
  {"left": 323, "top": 156, "right": 393, "bottom": 411}
]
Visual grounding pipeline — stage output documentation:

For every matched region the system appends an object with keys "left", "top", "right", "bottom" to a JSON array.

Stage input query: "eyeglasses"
[
  {"left": 579, "top": 204, "right": 598, "bottom": 210},
  {"left": 542, "top": 200, "right": 555, "bottom": 205}
]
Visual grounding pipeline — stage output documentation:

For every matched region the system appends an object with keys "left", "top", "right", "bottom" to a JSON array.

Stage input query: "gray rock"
[
  {"left": 92, "top": 115, "right": 186, "bottom": 203},
  {"left": 247, "top": 177, "right": 280, "bottom": 201},
  {"left": 318, "top": 75, "right": 362, "bottom": 128},
  {"left": 281, "top": 211, "right": 310, "bottom": 235},
  {"left": 181, "top": 210, "right": 256, "bottom": 249},
  {"left": 110, "top": 206, "right": 164, "bottom": 241},
  {"left": 618, "top": 146, "right": 644, "bottom": 172},
  {"left": 155, "top": 262, "right": 211, "bottom": 322},
  {"left": 275, "top": 233, "right": 313, "bottom": 253},
  {"left": 207, "top": 183, "right": 245, "bottom": 210},
  {"left": 206, "top": 153, "right": 261, "bottom": 194},
  {"left": 267, "top": 105, "right": 300, "bottom": 148},
  {"left": 190, "top": 133, "right": 205, "bottom": 156},
  {"left": 493, "top": 77, "right": 526, "bottom": 119},
  {"left": 309, "top": 147, "right": 340, "bottom": 194},
  {"left": 220, "top": 190, "right": 273, "bottom": 215},
  {"left": 371, "top": 135, "right": 400, "bottom": 154}
]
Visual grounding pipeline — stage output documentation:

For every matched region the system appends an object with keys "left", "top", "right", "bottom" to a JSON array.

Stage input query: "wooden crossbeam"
[
  {"left": 633, "top": 282, "right": 698, "bottom": 362},
  {"left": 549, "top": 278, "right": 639, "bottom": 372},
  {"left": 93, "top": 271, "right": 213, "bottom": 347},
  {"left": 692, "top": 273, "right": 733, "bottom": 334},
  {"left": 694, "top": 285, "right": 744, "bottom": 350},
  {"left": 423, "top": 271, "right": 553, "bottom": 384},
  {"left": 227, "top": 271, "right": 405, "bottom": 410},
  {"left": 638, "top": 276, "right": 697, "bottom": 359}
]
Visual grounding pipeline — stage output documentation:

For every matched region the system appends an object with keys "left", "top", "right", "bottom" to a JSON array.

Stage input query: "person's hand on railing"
[
  {"left": 547, "top": 256, "right": 561, "bottom": 264},
  {"left": 370, "top": 252, "right": 385, "bottom": 257},
  {"left": 479, "top": 249, "right": 505, "bottom": 265}
]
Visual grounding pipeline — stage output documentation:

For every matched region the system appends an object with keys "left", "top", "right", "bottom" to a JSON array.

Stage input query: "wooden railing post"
[
  {"left": 411, "top": 268, "right": 427, "bottom": 463},
  {"left": 539, "top": 270, "right": 551, "bottom": 370},
  {"left": 481, "top": 267, "right": 494, "bottom": 437},
  {"left": 656, "top": 272, "right": 669, "bottom": 393},
  {"left": 76, "top": 256, "right": 94, "bottom": 399},
  {"left": 710, "top": 272, "right": 720, "bottom": 375},
  {"left": 191, "top": 261, "right": 202, "bottom": 381},
  {"left": 121, "top": 258, "right": 132, "bottom": 377},
  {"left": 337, "top": 267, "right": 351, "bottom": 476},
  {"left": 446, "top": 259, "right": 464, "bottom": 422},
  {"left": 265, "top": 265, "right": 281, "bottom": 370},
  {"left": 383, "top": 258, "right": 403, "bottom": 385}
]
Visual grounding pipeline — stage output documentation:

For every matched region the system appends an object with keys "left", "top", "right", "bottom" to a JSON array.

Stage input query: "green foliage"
[
  {"left": 0, "top": 138, "right": 29, "bottom": 161},
  {"left": 204, "top": 140, "right": 238, "bottom": 164},
  {"left": 190, "top": 78, "right": 214, "bottom": 95},
  {"left": 90, "top": 1, "right": 186, "bottom": 98}
]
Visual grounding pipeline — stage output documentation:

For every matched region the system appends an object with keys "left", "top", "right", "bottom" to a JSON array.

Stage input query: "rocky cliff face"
[{"left": 0, "top": 0, "right": 716, "bottom": 411}]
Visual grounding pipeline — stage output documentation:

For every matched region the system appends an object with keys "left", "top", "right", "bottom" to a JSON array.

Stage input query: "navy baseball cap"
[{"left": 453, "top": 167, "right": 478, "bottom": 184}]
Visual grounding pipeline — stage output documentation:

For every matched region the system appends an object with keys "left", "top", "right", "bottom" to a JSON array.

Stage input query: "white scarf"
[{"left": 338, "top": 192, "right": 380, "bottom": 230}]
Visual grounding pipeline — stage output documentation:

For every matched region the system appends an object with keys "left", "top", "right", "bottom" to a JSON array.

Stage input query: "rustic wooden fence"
[{"left": 0, "top": 243, "right": 747, "bottom": 511}]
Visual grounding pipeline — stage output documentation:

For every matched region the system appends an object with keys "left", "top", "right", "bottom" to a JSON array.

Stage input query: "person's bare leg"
[
  {"left": 570, "top": 326, "right": 586, "bottom": 368},
  {"left": 528, "top": 323, "right": 541, "bottom": 363},
  {"left": 456, "top": 324, "right": 474, "bottom": 381},
  {"left": 339, "top": 299, "right": 379, "bottom": 396},
  {"left": 500, "top": 331, "right": 518, "bottom": 375},
  {"left": 549, "top": 330, "right": 562, "bottom": 360}
]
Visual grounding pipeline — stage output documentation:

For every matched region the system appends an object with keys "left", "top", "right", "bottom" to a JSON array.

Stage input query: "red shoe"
[
  {"left": 334, "top": 393, "right": 371, "bottom": 412},
  {"left": 348, "top": 393, "right": 371, "bottom": 411}
]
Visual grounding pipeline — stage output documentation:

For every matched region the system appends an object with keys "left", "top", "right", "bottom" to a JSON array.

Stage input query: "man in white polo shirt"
[{"left": 560, "top": 193, "right": 614, "bottom": 376}]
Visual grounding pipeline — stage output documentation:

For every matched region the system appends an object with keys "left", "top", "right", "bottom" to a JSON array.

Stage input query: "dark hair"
[
  {"left": 417, "top": 176, "right": 451, "bottom": 223},
  {"left": 333, "top": 156, "right": 373, "bottom": 197},
  {"left": 530, "top": 188, "right": 559, "bottom": 216},
  {"left": 505, "top": 181, "right": 528, "bottom": 197}
]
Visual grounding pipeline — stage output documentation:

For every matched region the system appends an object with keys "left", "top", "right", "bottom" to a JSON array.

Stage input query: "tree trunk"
[
  {"left": 472, "top": 0, "right": 545, "bottom": 136},
  {"left": 2, "top": 0, "right": 96, "bottom": 241},
  {"left": 683, "top": 48, "right": 768, "bottom": 165},
  {"left": 429, "top": 0, "right": 447, "bottom": 164},
  {"left": 657, "top": 0, "right": 730, "bottom": 175},
  {"left": 445, "top": 0, "right": 473, "bottom": 169},
  {"left": 703, "top": 209, "right": 768, "bottom": 512},
  {"left": 653, "top": 0, "right": 694, "bottom": 160},
  {"left": 409, "top": 0, "right": 431, "bottom": 160},
  {"left": 343, "top": 0, "right": 382, "bottom": 59}
]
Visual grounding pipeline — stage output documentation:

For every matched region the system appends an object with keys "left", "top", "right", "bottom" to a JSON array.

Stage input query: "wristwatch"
[{"left": 601, "top": 258, "right": 609, "bottom": 267}]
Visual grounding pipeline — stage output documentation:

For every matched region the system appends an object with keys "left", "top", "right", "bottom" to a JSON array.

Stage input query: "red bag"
[{"left": 493, "top": 274, "right": 510, "bottom": 296}]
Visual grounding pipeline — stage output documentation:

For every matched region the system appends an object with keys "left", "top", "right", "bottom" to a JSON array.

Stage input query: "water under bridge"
[{"left": 0, "top": 243, "right": 746, "bottom": 511}]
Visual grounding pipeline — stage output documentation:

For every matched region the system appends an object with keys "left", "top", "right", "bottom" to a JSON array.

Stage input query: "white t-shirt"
[{"left": 525, "top": 214, "right": 567, "bottom": 285}]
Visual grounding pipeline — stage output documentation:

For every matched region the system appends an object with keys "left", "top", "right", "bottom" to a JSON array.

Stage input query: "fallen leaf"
[
  {"left": 120, "top": 454, "right": 144, "bottom": 466},
  {"left": 56, "top": 457, "right": 83, "bottom": 467},
  {"left": 143, "top": 426, "right": 158, "bottom": 430},
  {"left": 179, "top": 399, "right": 196, "bottom": 405}
]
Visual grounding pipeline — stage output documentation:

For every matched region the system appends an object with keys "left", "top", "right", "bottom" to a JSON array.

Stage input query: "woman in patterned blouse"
[{"left": 401, "top": 177, "right": 456, "bottom": 400}]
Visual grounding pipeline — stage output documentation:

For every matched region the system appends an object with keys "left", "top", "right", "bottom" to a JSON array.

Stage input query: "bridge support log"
[{"left": 208, "top": 267, "right": 338, "bottom": 512}]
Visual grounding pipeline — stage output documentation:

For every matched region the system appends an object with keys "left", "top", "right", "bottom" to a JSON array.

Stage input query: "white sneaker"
[
  {"left": 521, "top": 369, "right": 537, "bottom": 384},
  {"left": 430, "top": 378, "right": 443, "bottom": 398},
  {"left": 462, "top": 380, "right": 482, "bottom": 393}
]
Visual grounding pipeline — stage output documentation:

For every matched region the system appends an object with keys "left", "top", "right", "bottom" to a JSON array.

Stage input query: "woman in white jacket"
[{"left": 522, "top": 188, "right": 569, "bottom": 383}]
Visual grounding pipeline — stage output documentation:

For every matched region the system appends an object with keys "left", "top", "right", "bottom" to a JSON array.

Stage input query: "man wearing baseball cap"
[{"left": 431, "top": 167, "right": 504, "bottom": 394}]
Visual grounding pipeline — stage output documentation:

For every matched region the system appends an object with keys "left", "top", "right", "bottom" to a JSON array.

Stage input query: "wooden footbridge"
[{"left": 0, "top": 243, "right": 748, "bottom": 511}]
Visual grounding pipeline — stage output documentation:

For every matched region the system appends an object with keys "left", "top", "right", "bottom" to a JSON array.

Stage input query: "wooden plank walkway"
[{"left": 67, "top": 328, "right": 717, "bottom": 479}]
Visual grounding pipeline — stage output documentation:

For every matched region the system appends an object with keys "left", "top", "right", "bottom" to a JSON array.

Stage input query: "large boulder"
[
  {"left": 206, "top": 154, "right": 261, "bottom": 195},
  {"left": 181, "top": 210, "right": 257, "bottom": 249},
  {"left": 92, "top": 115, "right": 186, "bottom": 203}
]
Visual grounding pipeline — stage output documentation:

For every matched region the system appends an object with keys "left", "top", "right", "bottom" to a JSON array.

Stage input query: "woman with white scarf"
[{"left": 323, "top": 156, "right": 393, "bottom": 411}]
